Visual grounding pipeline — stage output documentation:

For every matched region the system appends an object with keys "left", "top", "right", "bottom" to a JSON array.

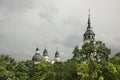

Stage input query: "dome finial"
[
  {"left": 43, "top": 44, "right": 48, "bottom": 56},
  {"left": 44, "top": 44, "right": 46, "bottom": 49},
  {"left": 35, "top": 43, "right": 39, "bottom": 51},
  {"left": 37, "top": 43, "right": 38, "bottom": 48},
  {"left": 56, "top": 47, "right": 58, "bottom": 51},
  {"left": 88, "top": 9, "right": 91, "bottom": 28},
  {"left": 89, "top": 9, "right": 90, "bottom": 14}
]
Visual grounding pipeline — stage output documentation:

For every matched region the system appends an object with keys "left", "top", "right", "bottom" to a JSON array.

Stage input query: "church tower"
[
  {"left": 32, "top": 48, "right": 42, "bottom": 64},
  {"left": 54, "top": 50, "right": 60, "bottom": 62},
  {"left": 83, "top": 11, "right": 95, "bottom": 43},
  {"left": 42, "top": 48, "right": 49, "bottom": 62}
]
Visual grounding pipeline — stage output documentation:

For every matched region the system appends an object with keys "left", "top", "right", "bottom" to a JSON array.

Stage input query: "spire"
[
  {"left": 43, "top": 48, "right": 48, "bottom": 56},
  {"left": 54, "top": 50, "right": 60, "bottom": 62},
  {"left": 55, "top": 50, "right": 59, "bottom": 58},
  {"left": 43, "top": 44, "right": 48, "bottom": 56},
  {"left": 83, "top": 10, "right": 95, "bottom": 43},
  {"left": 87, "top": 9, "right": 91, "bottom": 28},
  {"left": 36, "top": 48, "right": 39, "bottom": 51},
  {"left": 45, "top": 44, "right": 46, "bottom": 49},
  {"left": 55, "top": 47, "right": 59, "bottom": 57},
  {"left": 35, "top": 47, "right": 40, "bottom": 54},
  {"left": 35, "top": 43, "right": 39, "bottom": 52},
  {"left": 56, "top": 47, "right": 58, "bottom": 51}
]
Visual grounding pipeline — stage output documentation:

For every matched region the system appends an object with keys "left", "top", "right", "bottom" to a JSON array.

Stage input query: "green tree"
[
  {"left": 77, "top": 61, "right": 104, "bottom": 80},
  {"left": 73, "top": 41, "right": 111, "bottom": 62},
  {"left": 72, "top": 45, "right": 80, "bottom": 60},
  {"left": 15, "top": 61, "right": 29, "bottom": 80},
  {"left": 63, "top": 60, "right": 77, "bottom": 80},
  {"left": 30, "top": 62, "right": 52, "bottom": 80},
  {"left": 110, "top": 52, "right": 120, "bottom": 65},
  {"left": 0, "top": 54, "right": 17, "bottom": 80},
  {"left": 101, "top": 62, "right": 118, "bottom": 80},
  {"left": 41, "top": 61, "right": 77, "bottom": 80},
  {"left": 110, "top": 52, "right": 120, "bottom": 79},
  {"left": 77, "top": 61, "right": 118, "bottom": 80},
  {"left": 24, "top": 60, "right": 34, "bottom": 79},
  {"left": 50, "top": 62, "right": 77, "bottom": 80}
]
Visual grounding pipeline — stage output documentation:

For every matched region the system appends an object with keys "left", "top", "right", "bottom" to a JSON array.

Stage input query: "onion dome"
[
  {"left": 32, "top": 48, "right": 42, "bottom": 62},
  {"left": 43, "top": 48, "right": 48, "bottom": 56},
  {"left": 55, "top": 51, "right": 60, "bottom": 58},
  {"left": 54, "top": 50, "right": 60, "bottom": 62},
  {"left": 42, "top": 48, "right": 49, "bottom": 62}
]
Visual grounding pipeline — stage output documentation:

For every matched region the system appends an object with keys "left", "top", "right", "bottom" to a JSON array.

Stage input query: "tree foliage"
[
  {"left": 73, "top": 41, "right": 111, "bottom": 62},
  {"left": 0, "top": 55, "right": 17, "bottom": 80},
  {"left": 0, "top": 41, "right": 120, "bottom": 80},
  {"left": 109, "top": 52, "right": 120, "bottom": 79},
  {"left": 77, "top": 61, "right": 118, "bottom": 80}
]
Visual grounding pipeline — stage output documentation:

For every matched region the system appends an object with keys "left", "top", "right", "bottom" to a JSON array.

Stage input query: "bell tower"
[{"left": 83, "top": 10, "right": 95, "bottom": 43}]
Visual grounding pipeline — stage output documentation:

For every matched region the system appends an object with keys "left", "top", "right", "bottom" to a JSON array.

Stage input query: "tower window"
[
  {"left": 92, "top": 36, "right": 94, "bottom": 38},
  {"left": 88, "top": 36, "right": 90, "bottom": 39}
]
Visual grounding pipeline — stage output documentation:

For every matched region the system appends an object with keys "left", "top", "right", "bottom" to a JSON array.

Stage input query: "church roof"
[
  {"left": 43, "top": 48, "right": 48, "bottom": 56},
  {"left": 84, "top": 11, "right": 95, "bottom": 36},
  {"left": 36, "top": 48, "right": 39, "bottom": 51},
  {"left": 84, "top": 29, "right": 95, "bottom": 36},
  {"left": 32, "top": 53, "right": 42, "bottom": 62},
  {"left": 32, "top": 48, "right": 42, "bottom": 62},
  {"left": 55, "top": 51, "right": 60, "bottom": 58}
]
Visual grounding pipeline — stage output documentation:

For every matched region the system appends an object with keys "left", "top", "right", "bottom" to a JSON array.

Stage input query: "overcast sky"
[{"left": 0, "top": 0, "right": 120, "bottom": 61}]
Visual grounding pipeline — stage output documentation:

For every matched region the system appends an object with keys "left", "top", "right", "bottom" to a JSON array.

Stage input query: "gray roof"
[
  {"left": 84, "top": 28, "right": 95, "bottom": 36},
  {"left": 84, "top": 12, "right": 95, "bottom": 36},
  {"left": 32, "top": 53, "right": 42, "bottom": 62}
]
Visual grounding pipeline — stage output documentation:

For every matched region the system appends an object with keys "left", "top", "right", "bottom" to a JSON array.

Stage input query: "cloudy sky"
[{"left": 0, "top": 0, "right": 120, "bottom": 61}]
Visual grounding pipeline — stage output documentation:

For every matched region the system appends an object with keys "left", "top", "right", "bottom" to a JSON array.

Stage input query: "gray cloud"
[
  {"left": 64, "top": 34, "right": 82, "bottom": 48},
  {"left": 0, "top": 0, "right": 120, "bottom": 61},
  {"left": 39, "top": 5, "right": 57, "bottom": 23},
  {"left": 0, "top": 0, "right": 33, "bottom": 13}
]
